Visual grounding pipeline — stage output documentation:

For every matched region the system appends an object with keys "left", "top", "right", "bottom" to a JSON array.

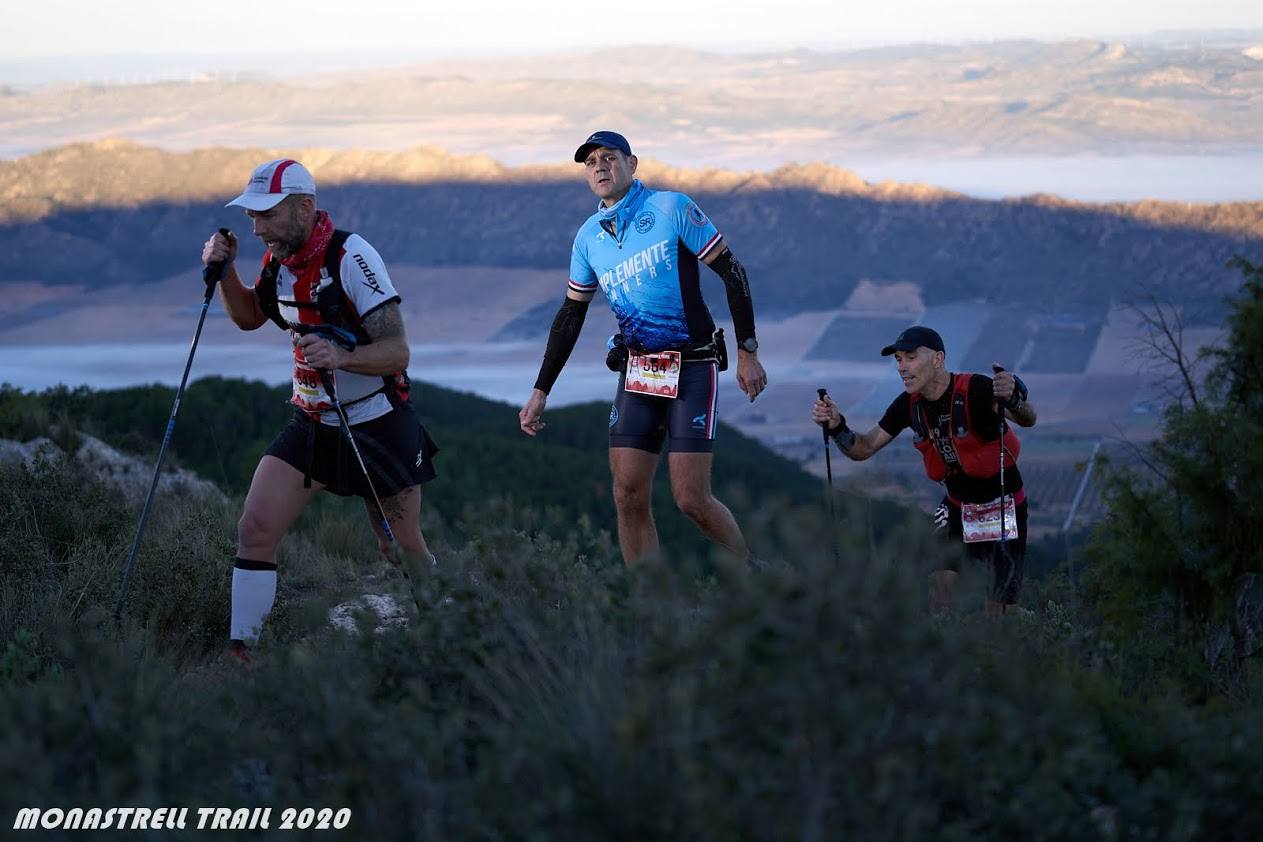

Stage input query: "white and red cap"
[{"left": 225, "top": 159, "right": 317, "bottom": 211}]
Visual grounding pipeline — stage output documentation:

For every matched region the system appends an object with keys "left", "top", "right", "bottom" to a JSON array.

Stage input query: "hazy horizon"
[
  {"left": 4, "top": 27, "right": 1263, "bottom": 89},
  {"left": 6, "top": 0, "right": 1262, "bottom": 62}
]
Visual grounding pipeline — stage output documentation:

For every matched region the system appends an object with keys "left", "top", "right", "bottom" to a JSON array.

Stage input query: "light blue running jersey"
[{"left": 569, "top": 180, "right": 724, "bottom": 352}]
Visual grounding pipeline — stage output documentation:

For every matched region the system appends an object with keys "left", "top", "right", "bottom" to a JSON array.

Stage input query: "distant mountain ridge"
[
  {"left": 3, "top": 139, "right": 1260, "bottom": 235},
  {"left": 0, "top": 140, "right": 956, "bottom": 224},
  {"left": 0, "top": 141, "right": 1259, "bottom": 324}
]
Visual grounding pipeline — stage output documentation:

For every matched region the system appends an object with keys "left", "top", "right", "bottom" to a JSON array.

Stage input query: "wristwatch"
[{"left": 739, "top": 337, "right": 759, "bottom": 353}]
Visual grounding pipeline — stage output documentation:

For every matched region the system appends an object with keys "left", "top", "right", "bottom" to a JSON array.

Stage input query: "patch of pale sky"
[{"left": 6, "top": 0, "right": 1262, "bottom": 58}]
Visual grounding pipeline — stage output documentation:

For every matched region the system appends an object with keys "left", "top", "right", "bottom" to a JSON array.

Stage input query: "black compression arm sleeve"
[
  {"left": 706, "top": 247, "right": 757, "bottom": 344},
  {"left": 533, "top": 296, "right": 590, "bottom": 394}
]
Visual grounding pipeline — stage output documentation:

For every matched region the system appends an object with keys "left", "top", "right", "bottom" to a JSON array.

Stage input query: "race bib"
[
  {"left": 292, "top": 361, "right": 333, "bottom": 412},
  {"left": 624, "top": 351, "right": 682, "bottom": 399},
  {"left": 961, "top": 495, "right": 1019, "bottom": 544}
]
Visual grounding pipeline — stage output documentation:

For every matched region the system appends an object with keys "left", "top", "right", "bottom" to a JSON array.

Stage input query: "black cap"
[
  {"left": 574, "top": 130, "right": 632, "bottom": 163},
  {"left": 881, "top": 326, "right": 945, "bottom": 356}
]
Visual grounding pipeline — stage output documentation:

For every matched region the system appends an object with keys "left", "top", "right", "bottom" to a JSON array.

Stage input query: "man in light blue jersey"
[{"left": 519, "top": 131, "right": 768, "bottom": 566}]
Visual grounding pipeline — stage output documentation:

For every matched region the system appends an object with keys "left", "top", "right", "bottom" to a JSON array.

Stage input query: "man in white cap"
[{"left": 202, "top": 159, "right": 439, "bottom": 661}]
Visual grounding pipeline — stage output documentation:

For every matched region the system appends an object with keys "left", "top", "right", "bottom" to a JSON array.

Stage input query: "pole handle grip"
[
  {"left": 817, "top": 388, "right": 830, "bottom": 441},
  {"left": 992, "top": 364, "right": 1009, "bottom": 423},
  {"left": 202, "top": 227, "right": 232, "bottom": 301}
]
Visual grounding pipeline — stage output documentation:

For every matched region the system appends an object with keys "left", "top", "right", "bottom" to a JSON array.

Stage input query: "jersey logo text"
[
  {"left": 598, "top": 239, "right": 673, "bottom": 303},
  {"left": 353, "top": 253, "right": 385, "bottom": 296}
]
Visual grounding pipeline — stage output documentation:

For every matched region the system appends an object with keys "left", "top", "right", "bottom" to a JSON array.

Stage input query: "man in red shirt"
[{"left": 812, "top": 326, "right": 1037, "bottom": 614}]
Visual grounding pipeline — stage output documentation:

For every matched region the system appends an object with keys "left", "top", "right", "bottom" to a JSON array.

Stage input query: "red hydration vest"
[
  {"left": 255, "top": 229, "right": 410, "bottom": 410},
  {"left": 908, "top": 373, "right": 1020, "bottom": 482}
]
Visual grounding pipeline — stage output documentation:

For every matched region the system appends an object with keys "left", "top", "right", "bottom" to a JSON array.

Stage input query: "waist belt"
[
  {"left": 679, "top": 331, "right": 726, "bottom": 364},
  {"left": 624, "top": 328, "right": 727, "bottom": 369},
  {"left": 680, "top": 345, "right": 720, "bottom": 363},
  {"left": 625, "top": 344, "right": 715, "bottom": 362}
]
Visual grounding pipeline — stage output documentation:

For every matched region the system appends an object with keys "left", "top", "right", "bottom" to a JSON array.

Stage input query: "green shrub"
[
  {"left": 0, "top": 453, "right": 132, "bottom": 659},
  {"left": 3, "top": 399, "right": 1263, "bottom": 839},
  {"left": 1084, "top": 257, "right": 1263, "bottom": 695},
  {"left": 0, "top": 452, "right": 369, "bottom": 664},
  {"left": 0, "top": 619, "right": 250, "bottom": 811}
]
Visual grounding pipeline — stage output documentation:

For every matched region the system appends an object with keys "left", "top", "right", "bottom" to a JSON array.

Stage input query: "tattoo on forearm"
[{"left": 362, "top": 303, "right": 405, "bottom": 342}]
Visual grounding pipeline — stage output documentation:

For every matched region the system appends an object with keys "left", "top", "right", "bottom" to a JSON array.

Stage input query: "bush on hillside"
[
  {"left": 0, "top": 453, "right": 373, "bottom": 667},
  {"left": 0, "top": 453, "right": 131, "bottom": 659},
  {"left": 6, "top": 375, "right": 1263, "bottom": 837},
  {"left": 1085, "top": 257, "right": 1263, "bottom": 693},
  {"left": 3, "top": 484, "right": 1263, "bottom": 839}
]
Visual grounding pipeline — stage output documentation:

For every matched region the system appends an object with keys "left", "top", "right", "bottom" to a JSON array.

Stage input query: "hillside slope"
[{"left": 0, "top": 377, "right": 842, "bottom": 560}]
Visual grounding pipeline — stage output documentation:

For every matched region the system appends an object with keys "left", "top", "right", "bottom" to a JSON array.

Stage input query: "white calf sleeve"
[{"left": 231, "top": 560, "right": 277, "bottom": 644}]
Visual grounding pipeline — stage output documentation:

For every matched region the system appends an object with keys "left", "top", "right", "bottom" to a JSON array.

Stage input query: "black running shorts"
[
  {"left": 264, "top": 402, "right": 439, "bottom": 498},
  {"left": 609, "top": 361, "right": 719, "bottom": 454},
  {"left": 937, "top": 496, "right": 1028, "bottom": 604}
]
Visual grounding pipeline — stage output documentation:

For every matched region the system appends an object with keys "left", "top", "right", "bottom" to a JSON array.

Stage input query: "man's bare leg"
[
  {"left": 668, "top": 451, "right": 748, "bottom": 560},
  {"left": 928, "top": 570, "right": 958, "bottom": 614},
  {"left": 364, "top": 485, "right": 432, "bottom": 561},
  {"left": 985, "top": 599, "right": 1017, "bottom": 617},
  {"left": 238, "top": 455, "right": 324, "bottom": 563},
  {"left": 363, "top": 485, "right": 434, "bottom": 605},
  {"left": 232, "top": 456, "right": 323, "bottom": 646},
  {"left": 610, "top": 446, "right": 661, "bottom": 566}
]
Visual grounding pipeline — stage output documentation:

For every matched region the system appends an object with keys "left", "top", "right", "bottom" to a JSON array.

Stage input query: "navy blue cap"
[
  {"left": 881, "top": 326, "right": 945, "bottom": 356},
  {"left": 574, "top": 130, "right": 632, "bottom": 163}
]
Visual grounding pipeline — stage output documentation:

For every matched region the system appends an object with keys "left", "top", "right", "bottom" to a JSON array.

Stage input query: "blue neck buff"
[{"left": 596, "top": 179, "right": 646, "bottom": 235}]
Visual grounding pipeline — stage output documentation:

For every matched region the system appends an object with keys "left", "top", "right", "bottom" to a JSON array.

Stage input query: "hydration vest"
[
  {"left": 908, "top": 373, "right": 1020, "bottom": 482},
  {"left": 255, "top": 229, "right": 410, "bottom": 403}
]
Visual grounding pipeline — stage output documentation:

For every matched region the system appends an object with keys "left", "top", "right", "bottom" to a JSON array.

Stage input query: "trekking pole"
[
  {"left": 114, "top": 228, "right": 231, "bottom": 620},
  {"left": 992, "top": 365, "right": 1013, "bottom": 599},
  {"left": 311, "top": 352, "right": 425, "bottom": 613},
  {"left": 818, "top": 388, "right": 841, "bottom": 563}
]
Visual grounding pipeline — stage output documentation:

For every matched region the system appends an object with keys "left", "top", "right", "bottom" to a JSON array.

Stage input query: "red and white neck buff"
[{"left": 280, "top": 209, "right": 335, "bottom": 277}]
